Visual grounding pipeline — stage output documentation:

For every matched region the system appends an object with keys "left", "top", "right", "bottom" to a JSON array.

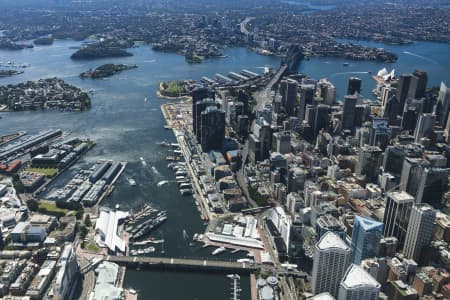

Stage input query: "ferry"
[
  {"left": 212, "top": 247, "right": 226, "bottom": 255},
  {"left": 180, "top": 189, "right": 193, "bottom": 196},
  {"left": 128, "top": 178, "right": 137, "bottom": 186},
  {"left": 179, "top": 183, "right": 191, "bottom": 189},
  {"left": 237, "top": 258, "right": 254, "bottom": 263},
  {"left": 143, "top": 246, "right": 155, "bottom": 254},
  {"left": 157, "top": 180, "right": 169, "bottom": 187}
]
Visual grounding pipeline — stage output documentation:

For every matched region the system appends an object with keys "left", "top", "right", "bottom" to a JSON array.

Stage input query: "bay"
[{"left": 1, "top": 37, "right": 450, "bottom": 299}]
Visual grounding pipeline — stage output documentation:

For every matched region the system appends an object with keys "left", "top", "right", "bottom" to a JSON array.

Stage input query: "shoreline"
[{"left": 156, "top": 90, "right": 191, "bottom": 101}]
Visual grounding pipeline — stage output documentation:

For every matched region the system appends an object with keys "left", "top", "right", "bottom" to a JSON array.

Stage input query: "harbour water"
[
  {"left": 1, "top": 38, "right": 450, "bottom": 299},
  {"left": 299, "top": 39, "right": 450, "bottom": 100}
]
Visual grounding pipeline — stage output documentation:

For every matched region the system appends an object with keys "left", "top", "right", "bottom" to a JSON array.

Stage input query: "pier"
[{"left": 105, "top": 255, "right": 257, "bottom": 274}]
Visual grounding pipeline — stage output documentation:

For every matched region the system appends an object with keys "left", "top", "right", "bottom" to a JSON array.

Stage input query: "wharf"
[
  {"left": 33, "top": 144, "right": 96, "bottom": 196},
  {"left": 161, "top": 103, "right": 213, "bottom": 221},
  {"left": 95, "top": 161, "right": 127, "bottom": 209},
  {"left": 0, "top": 131, "right": 26, "bottom": 147}
]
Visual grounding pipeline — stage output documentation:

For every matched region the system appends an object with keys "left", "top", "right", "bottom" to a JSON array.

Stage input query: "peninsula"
[
  {"left": 0, "top": 70, "right": 24, "bottom": 77},
  {"left": 33, "top": 36, "right": 54, "bottom": 45},
  {"left": 157, "top": 80, "right": 194, "bottom": 100},
  {"left": 0, "top": 78, "right": 90, "bottom": 111},
  {"left": 71, "top": 46, "right": 132, "bottom": 60}
]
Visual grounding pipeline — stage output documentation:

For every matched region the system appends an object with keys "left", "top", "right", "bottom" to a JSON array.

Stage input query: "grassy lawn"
[
  {"left": 165, "top": 81, "right": 182, "bottom": 95},
  {"left": 85, "top": 242, "right": 101, "bottom": 253},
  {"left": 26, "top": 167, "right": 59, "bottom": 177},
  {"left": 38, "top": 202, "right": 68, "bottom": 215}
]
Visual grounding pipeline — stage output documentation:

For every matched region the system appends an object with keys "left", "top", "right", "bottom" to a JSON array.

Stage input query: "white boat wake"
[
  {"left": 331, "top": 71, "right": 370, "bottom": 76},
  {"left": 403, "top": 51, "right": 438, "bottom": 64}
]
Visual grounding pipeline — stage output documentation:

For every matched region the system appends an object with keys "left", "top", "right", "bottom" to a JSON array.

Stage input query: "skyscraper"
[
  {"left": 299, "top": 83, "right": 315, "bottom": 122},
  {"left": 400, "top": 157, "right": 431, "bottom": 200},
  {"left": 195, "top": 98, "right": 220, "bottom": 141},
  {"left": 382, "top": 144, "right": 423, "bottom": 178},
  {"left": 416, "top": 167, "right": 449, "bottom": 208},
  {"left": 401, "top": 98, "right": 423, "bottom": 132},
  {"left": 436, "top": 82, "right": 450, "bottom": 127},
  {"left": 347, "top": 77, "right": 362, "bottom": 95},
  {"left": 356, "top": 146, "right": 382, "bottom": 183},
  {"left": 396, "top": 74, "right": 417, "bottom": 112},
  {"left": 200, "top": 106, "right": 225, "bottom": 152},
  {"left": 283, "top": 78, "right": 298, "bottom": 116},
  {"left": 312, "top": 232, "right": 352, "bottom": 297},
  {"left": 412, "top": 70, "right": 428, "bottom": 99},
  {"left": 381, "top": 86, "right": 396, "bottom": 117},
  {"left": 338, "top": 264, "right": 381, "bottom": 300},
  {"left": 342, "top": 95, "right": 357, "bottom": 131},
  {"left": 317, "top": 78, "right": 336, "bottom": 105},
  {"left": 403, "top": 204, "right": 436, "bottom": 262},
  {"left": 414, "top": 113, "right": 435, "bottom": 143},
  {"left": 53, "top": 244, "right": 80, "bottom": 300},
  {"left": 383, "top": 191, "right": 414, "bottom": 247},
  {"left": 351, "top": 216, "right": 383, "bottom": 264},
  {"left": 313, "top": 104, "right": 331, "bottom": 139},
  {"left": 192, "top": 86, "right": 214, "bottom": 138}
]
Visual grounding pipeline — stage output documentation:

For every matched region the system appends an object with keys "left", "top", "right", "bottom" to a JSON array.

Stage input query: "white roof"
[
  {"left": 316, "top": 232, "right": 349, "bottom": 251},
  {"left": 341, "top": 264, "right": 381, "bottom": 289},
  {"left": 96, "top": 209, "right": 129, "bottom": 253},
  {"left": 308, "top": 292, "right": 335, "bottom": 300},
  {"left": 377, "top": 68, "right": 388, "bottom": 77}
]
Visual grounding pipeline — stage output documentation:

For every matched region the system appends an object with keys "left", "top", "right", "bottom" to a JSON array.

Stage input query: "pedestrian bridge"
[{"left": 105, "top": 255, "right": 257, "bottom": 274}]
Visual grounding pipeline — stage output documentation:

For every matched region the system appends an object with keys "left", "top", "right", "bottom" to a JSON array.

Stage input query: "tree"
[
  {"left": 12, "top": 174, "right": 25, "bottom": 193},
  {"left": 79, "top": 225, "right": 88, "bottom": 240},
  {"left": 27, "top": 199, "right": 39, "bottom": 212},
  {"left": 84, "top": 214, "right": 92, "bottom": 228},
  {"left": 76, "top": 209, "right": 83, "bottom": 220}
]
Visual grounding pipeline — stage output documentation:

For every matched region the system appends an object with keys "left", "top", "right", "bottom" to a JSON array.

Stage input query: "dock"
[{"left": 95, "top": 161, "right": 127, "bottom": 209}]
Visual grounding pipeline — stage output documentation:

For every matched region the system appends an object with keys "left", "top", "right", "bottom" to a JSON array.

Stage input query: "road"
[
  {"left": 76, "top": 256, "right": 95, "bottom": 300},
  {"left": 254, "top": 64, "right": 287, "bottom": 112},
  {"left": 240, "top": 17, "right": 255, "bottom": 35}
]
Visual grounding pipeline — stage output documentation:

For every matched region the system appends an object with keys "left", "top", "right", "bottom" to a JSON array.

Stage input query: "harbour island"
[
  {"left": 71, "top": 46, "right": 133, "bottom": 60},
  {"left": 80, "top": 64, "right": 138, "bottom": 79}
]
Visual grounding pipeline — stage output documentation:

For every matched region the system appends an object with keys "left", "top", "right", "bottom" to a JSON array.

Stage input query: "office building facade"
[
  {"left": 312, "top": 232, "right": 351, "bottom": 297},
  {"left": 403, "top": 204, "right": 436, "bottom": 262},
  {"left": 351, "top": 216, "right": 383, "bottom": 264},
  {"left": 383, "top": 191, "right": 414, "bottom": 247}
]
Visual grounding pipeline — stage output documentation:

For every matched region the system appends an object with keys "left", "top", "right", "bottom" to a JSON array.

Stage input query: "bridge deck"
[{"left": 105, "top": 255, "right": 257, "bottom": 273}]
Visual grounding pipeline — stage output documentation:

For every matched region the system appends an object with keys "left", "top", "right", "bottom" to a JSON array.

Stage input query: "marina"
[
  {"left": 44, "top": 160, "right": 127, "bottom": 207},
  {"left": 123, "top": 204, "right": 168, "bottom": 241}
]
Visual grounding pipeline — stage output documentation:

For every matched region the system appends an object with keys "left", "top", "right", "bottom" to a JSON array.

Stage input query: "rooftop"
[
  {"left": 341, "top": 264, "right": 381, "bottom": 289},
  {"left": 316, "top": 231, "right": 349, "bottom": 251},
  {"left": 388, "top": 191, "right": 414, "bottom": 203},
  {"left": 354, "top": 216, "right": 383, "bottom": 231},
  {"left": 307, "top": 292, "right": 335, "bottom": 300}
]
